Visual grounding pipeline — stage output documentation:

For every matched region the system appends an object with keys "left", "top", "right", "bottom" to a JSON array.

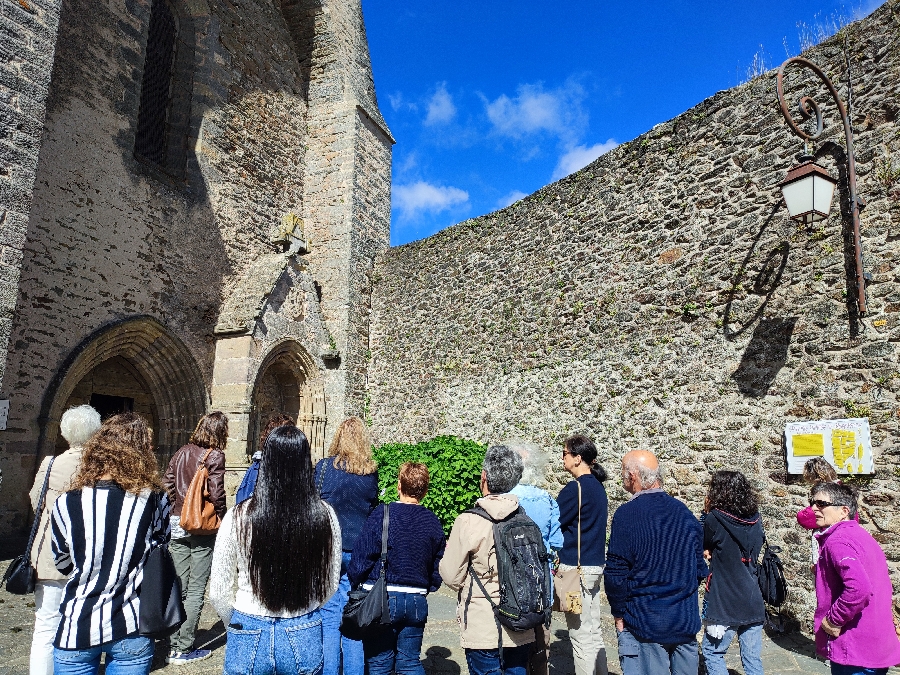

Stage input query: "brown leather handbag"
[
  {"left": 180, "top": 448, "right": 221, "bottom": 535},
  {"left": 552, "top": 479, "right": 583, "bottom": 614}
]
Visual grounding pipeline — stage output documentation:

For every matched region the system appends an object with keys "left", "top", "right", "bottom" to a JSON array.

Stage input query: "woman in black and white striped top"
[{"left": 50, "top": 412, "right": 169, "bottom": 675}]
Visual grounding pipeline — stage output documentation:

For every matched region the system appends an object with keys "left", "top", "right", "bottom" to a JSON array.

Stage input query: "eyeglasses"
[
  {"left": 562, "top": 450, "right": 573, "bottom": 457},
  {"left": 810, "top": 499, "right": 835, "bottom": 509}
]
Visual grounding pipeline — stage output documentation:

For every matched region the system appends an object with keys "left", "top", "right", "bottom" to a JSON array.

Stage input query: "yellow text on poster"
[{"left": 793, "top": 433, "right": 825, "bottom": 457}]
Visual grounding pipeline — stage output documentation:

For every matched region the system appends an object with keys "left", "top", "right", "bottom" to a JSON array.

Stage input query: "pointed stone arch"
[
  {"left": 37, "top": 316, "right": 209, "bottom": 463},
  {"left": 249, "top": 339, "right": 327, "bottom": 460}
]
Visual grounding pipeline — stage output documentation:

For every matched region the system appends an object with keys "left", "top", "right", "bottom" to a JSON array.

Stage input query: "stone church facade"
[{"left": 0, "top": 0, "right": 392, "bottom": 533}]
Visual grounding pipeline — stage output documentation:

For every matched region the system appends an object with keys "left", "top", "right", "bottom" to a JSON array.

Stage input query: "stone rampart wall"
[{"left": 369, "top": 3, "right": 900, "bottom": 623}]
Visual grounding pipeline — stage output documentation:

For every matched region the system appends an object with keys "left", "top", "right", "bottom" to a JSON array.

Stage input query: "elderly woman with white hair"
[
  {"left": 509, "top": 441, "right": 562, "bottom": 675},
  {"left": 27, "top": 404, "right": 102, "bottom": 675}
]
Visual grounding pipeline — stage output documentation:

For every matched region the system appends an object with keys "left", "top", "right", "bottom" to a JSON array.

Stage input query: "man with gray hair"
[
  {"left": 440, "top": 445, "right": 536, "bottom": 675},
  {"left": 28, "top": 405, "right": 102, "bottom": 675},
  {"left": 605, "top": 450, "right": 708, "bottom": 675}
]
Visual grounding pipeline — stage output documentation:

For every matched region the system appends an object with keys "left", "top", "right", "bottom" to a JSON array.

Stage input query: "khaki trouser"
[
  {"left": 170, "top": 533, "right": 216, "bottom": 652},
  {"left": 563, "top": 568, "right": 608, "bottom": 675}
]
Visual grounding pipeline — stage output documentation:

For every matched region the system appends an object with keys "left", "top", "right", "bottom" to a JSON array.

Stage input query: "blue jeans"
[
  {"left": 224, "top": 608, "right": 324, "bottom": 675},
  {"left": 54, "top": 635, "right": 153, "bottom": 675},
  {"left": 322, "top": 552, "right": 365, "bottom": 675},
  {"left": 617, "top": 627, "right": 698, "bottom": 675},
  {"left": 465, "top": 645, "right": 530, "bottom": 675},
  {"left": 701, "top": 624, "right": 762, "bottom": 675},
  {"left": 831, "top": 666, "right": 889, "bottom": 675},
  {"left": 363, "top": 592, "right": 428, "bottom": 675}
]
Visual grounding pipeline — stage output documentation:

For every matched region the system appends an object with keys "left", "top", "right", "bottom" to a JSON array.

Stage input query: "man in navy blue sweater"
[{"left": 605, "top": 450, "right": 707, "bottom": 675}]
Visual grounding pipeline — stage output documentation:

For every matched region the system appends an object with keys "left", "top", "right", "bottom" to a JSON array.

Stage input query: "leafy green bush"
[{"left": 373, "top": 436, "right": 486, "bottom": 533}]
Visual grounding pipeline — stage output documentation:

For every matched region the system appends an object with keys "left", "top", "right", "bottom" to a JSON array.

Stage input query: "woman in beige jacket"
[
  {"left": 28, "top": 405, "right": 101, "bottom": 675},
  {"left": 440, "top": 445, "right": 535, "bottom": 675}
]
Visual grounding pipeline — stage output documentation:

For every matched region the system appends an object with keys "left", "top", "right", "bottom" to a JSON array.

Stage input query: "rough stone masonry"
[
  {"left": 0, "top": 0, "right": 393, "bottom": 534},
  {"left": 368, "top": 2, "right": 900, "bottom": 627}
]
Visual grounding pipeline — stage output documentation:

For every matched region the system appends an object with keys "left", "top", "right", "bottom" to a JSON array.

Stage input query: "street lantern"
[
  {"left": 776, "top": 56, "right": 868, "bottom": 315},
  {"left": 779, "top": 158, "right": 837, "bottom": 225}
]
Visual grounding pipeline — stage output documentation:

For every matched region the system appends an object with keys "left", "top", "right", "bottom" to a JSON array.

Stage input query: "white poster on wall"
[{"left": 785, "top": 418, "right": 873, "bottom": 475}]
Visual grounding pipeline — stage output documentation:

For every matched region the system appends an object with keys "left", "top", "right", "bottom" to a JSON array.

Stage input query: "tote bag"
[{"left": 139, "top": 492, "right": 187, "bottom": 638}]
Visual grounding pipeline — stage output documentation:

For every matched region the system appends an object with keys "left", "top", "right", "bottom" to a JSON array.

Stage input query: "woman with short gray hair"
[{"left": 28, "top": 405, "right": 102, "bottom": 675}]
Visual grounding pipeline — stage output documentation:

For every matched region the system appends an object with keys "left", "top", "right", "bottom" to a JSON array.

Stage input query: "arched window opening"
[{"left": 135, "top": 0, "right": 179, "bottom": 169}]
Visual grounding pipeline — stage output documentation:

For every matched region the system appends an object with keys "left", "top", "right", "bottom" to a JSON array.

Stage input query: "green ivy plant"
[{"left": 373, "top": 436, "right": 486, "bottom": 534}]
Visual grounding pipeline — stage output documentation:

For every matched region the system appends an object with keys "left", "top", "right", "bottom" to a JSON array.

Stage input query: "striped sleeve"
[{"left": 50, "top": 495, "right": 73, "bottom": 576}]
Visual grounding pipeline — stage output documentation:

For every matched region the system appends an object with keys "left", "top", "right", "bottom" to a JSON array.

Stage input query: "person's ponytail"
[{"left": 590, "top": 463, "right": 608, "bottom": 483}]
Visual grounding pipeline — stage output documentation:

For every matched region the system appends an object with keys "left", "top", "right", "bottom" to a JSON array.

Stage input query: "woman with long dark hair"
[
  {"left": 210, "top": 425, "right": 341, "bottom": 675},
  {"left": 555, "top": 435, "right": 609, "bottom": 675},
  {"left": 700, "top": 470, "right": 765, "bottom": 675},
  {"left": 50, "top": 413, "right": 168, "bottom": 675}
]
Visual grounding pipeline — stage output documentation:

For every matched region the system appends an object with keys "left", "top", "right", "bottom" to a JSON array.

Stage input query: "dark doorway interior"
[{"left": 89, "top": 393, "right": 135, "bottom": 420}]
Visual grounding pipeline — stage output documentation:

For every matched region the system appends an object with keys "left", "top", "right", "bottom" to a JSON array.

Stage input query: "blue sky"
[{"left": 362, "top": 0, "right": 882, "bottom": 246}]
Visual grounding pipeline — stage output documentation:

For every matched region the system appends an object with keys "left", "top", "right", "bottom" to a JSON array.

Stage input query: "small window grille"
[{"left": 135, "top": 0, "right": 178, "bottom": 167}]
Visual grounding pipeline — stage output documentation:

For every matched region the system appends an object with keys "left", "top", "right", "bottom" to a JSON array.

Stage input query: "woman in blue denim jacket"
[{"left": 508, "top": 440, "right": 563, "bottom": 675}]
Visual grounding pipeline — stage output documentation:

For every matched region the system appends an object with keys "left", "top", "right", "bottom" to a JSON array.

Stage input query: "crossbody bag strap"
[
  {"left": 379, "top": 503, "right": 390, "bottom": 576},
  {"left": 576, "top": 479, "right": 582, "bottom": 571},
  {"left": 26, "top": 456, "right": 57, "bottom": 558}
]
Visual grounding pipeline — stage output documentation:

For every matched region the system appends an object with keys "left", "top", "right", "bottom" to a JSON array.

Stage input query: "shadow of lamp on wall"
[
  {"left": 731, "top": 317, "right": 798, "bottom": 397},
  {"left": 776, "top": 56, "right": 869, "bottom": 315}
]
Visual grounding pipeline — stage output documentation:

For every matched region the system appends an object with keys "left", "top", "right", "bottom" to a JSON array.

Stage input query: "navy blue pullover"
[
  {"left": 348, "top": 503, "right": 446, "bottom": 592},
  {"left": 314, "top": 458, "right": 379, "bottom": 552},
  {"left": 556, "top": 475, "right": 608, "bottom": 567},
  {"left": 604, "top": 490, "right": 708, "bottom": 644}
]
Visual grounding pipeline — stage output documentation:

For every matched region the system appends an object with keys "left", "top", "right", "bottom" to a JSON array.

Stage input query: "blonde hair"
[
  {"left": 328, "top": 417, "right": 376, "bottom": 475},
  {"left": 70, "top": 413, "right": 162, "bottom": 494}
]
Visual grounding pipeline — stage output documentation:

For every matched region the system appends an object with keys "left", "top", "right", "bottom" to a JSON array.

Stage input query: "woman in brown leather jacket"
[{"left": 162, "top": 411, "right": 228, "bottom": 665}]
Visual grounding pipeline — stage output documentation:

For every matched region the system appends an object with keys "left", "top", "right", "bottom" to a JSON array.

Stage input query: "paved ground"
[{"left": 1, "top": 550, "right": 853, "bottom": 675}]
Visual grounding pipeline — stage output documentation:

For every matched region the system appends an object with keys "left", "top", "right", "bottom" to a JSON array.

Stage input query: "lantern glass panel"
[
  {"left": 781, "top": 175, "right": 815, "bottom": 220},
  {"left": 813, "top": 174, "right": 836, "bottom": 218}
]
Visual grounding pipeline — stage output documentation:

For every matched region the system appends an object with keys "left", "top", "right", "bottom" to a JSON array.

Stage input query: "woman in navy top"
[
  {"left": 349, "top": 462, "right": 446, "bottom": 675},
  {"left": 556, "top": 435, "right": 610, "bottom": 675},
  {"left": 315, "top": 417, "right": 380, "bottom": 675}
]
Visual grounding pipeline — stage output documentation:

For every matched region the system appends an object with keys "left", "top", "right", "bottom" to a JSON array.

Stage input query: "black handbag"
[
  {"left": 138, "top": 492, "right": 187, "bottom": 639},
  {"left": 340, "top": 504, "right": 390, "bottom": 640},
  {"left": 3, "top": 457, "right": 56, "bottom": 594}
]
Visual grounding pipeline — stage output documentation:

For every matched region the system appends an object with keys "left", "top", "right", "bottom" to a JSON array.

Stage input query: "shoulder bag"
[
  {"left": 340, "top": 504, "right": 391, "bottom": 639},
  {"left": 4, "top": 457, "right": 56, "bottom": 594},
  {"left": 180, "top": 448, "right": 221, "bottom": 535},
  {"left": 139, "top": 491, "right": 187, "bottom": 638},
  {"left": 552, "top": 479, "right": 583, "bottom": 614}
]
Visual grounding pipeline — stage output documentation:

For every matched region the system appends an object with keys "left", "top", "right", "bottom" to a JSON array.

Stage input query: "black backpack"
[
  {"left": 722, "top": 521, "right": 787, "bottom": 608},
  {"left": 463, "top": 504, "right": 552, "bottom": 643}
]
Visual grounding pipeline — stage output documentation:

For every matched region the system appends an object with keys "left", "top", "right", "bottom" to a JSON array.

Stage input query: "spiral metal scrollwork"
[{"left": 775, "top": 56, "right": 867, "bottom": 315}]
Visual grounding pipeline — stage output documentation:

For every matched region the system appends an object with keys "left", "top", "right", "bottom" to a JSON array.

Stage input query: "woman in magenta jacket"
[{"left": 809, "top": 481, "right": 900, "bottom": 675}]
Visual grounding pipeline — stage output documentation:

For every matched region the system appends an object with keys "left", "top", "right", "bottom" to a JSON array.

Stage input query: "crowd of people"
[{"left": 20, "top": 405, "right": 900, "bottom": 675}]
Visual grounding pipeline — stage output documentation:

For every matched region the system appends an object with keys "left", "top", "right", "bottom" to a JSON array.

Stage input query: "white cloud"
[
  {"left": 496, "top": 190, "right": 528, "bottom": 209},
  {"left": 484, "top": 82, "right": 586, "bottom": 141},
  {"left": 424, "top": 83, "right": 456, "bottom": 126},
  {"left": 393, "top": 181, "right": 469, "bottom": 220},
  {"left": 552, "top": 140, "right": 618, "bottom": 180}
]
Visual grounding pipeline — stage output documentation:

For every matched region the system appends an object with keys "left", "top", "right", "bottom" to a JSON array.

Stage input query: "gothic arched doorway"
[
  {"left": 249, "top": 341, "right": 326, "bottom": 460},
  {"left": 38, "top": 316, "right": 208, "bottom": 464}
]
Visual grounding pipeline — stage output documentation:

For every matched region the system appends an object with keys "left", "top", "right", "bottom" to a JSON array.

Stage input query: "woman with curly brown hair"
[
  {"left": 163, "top": 411, "right": 229, "bottom": 665},
  {"left": 700, "top": 470, "right": 765, "bottom": 675},
  {"left": 315, "top": 417, "right": 380, "bottom": 675},
  {"left": 50, "top": 412, "right": 169, "bottom": 675}
]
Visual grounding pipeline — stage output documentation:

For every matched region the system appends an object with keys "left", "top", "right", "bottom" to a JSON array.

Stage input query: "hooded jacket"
[
  {"left": 703, "top": 509, "right": 765, "bottom": 626},
  {"left": 814, "top": 520, "right": 900, "bottom": 668},
  {"left": 439, "top": 493, "right": 537, "bottom": 650}
]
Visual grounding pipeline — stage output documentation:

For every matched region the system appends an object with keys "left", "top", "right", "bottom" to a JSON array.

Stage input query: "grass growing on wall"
[{"left": 373, "top": 436, "right": 486, "bottom": 534}]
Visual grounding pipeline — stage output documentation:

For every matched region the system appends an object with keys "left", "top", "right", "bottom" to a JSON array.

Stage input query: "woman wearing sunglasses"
[{"left": 810, "top": 482, "right": 900, "bottom": 675}]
